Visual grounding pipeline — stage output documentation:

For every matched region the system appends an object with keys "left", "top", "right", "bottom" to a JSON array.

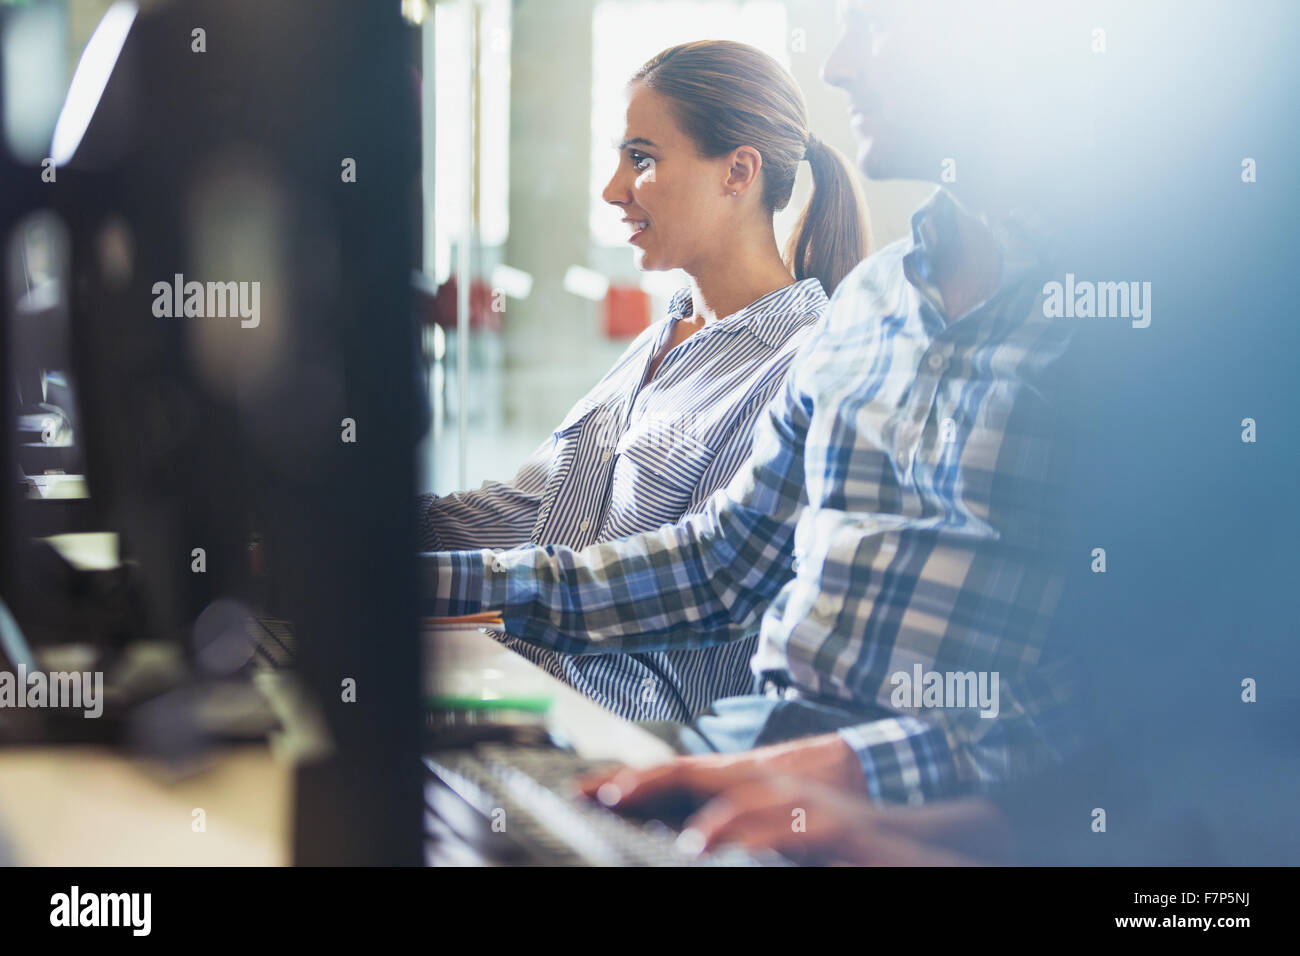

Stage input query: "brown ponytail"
[
  {"left": 633, "top": 40, "right": 870, "bottom": 297},
  {"left": 784, "top": 134, "right": 871, "bottom": 297}
]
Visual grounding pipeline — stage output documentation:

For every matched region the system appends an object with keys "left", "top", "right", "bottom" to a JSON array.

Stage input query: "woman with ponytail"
[
  {"left": 625, "top": 41, "right": 869, "bottom": 301},
  {"left": 421, "top": 40, "right": 869, "bottom": 721}
]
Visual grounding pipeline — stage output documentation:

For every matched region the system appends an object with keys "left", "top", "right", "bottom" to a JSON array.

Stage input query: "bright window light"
[{"left": 50, "top": 1, "right": 137, "bottom": 167}]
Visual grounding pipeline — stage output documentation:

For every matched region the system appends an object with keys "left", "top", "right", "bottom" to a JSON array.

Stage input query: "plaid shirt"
[{"left": 424, "top": 188, "right": 1074, "bottom": 804}]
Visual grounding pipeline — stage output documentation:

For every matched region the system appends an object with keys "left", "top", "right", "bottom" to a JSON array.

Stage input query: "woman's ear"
[{"left": 724, "top": 145, "right": 763, "bottom": 198}]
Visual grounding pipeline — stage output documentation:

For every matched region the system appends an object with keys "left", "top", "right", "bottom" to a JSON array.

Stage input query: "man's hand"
[
  {"left": 680, "top": 779, "right": 1013, "bottom": 865},
  {"left": 577, "top": 734, "right": 1013, "bottom": 865},
  {"left": 577, "top": 732, "right": 868, "bottom": 808}
]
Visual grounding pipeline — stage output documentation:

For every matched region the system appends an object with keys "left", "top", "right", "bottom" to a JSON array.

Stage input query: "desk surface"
[
  {"left": 0, "top": 745, "right": 289, "bottom": 866},
  {"left": 425, "top": 625, "right": 676, "bottom": 767},
  {"left": 0, "top": 626, "right": 673, "bottom": 865}
]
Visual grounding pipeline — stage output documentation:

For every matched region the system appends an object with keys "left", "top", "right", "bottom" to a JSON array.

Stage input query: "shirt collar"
[
  {"left": 668, "top": 277, "right": 827, "bottom": 350},
  {"left": 903, "top": 187, "right": 1055, "bottom": 326}
]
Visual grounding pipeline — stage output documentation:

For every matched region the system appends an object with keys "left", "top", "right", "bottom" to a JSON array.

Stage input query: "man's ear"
[{"left": 724, "top": 145, "right": 763, "bottom": 197}]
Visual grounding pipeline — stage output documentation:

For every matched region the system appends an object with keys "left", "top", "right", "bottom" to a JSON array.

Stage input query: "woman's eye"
[{"left": 630, "top": 151, "right": 654, "bottom": 171}]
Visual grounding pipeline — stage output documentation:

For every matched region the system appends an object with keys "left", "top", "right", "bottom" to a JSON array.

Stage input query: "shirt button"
[
  {"left": 927, "top": 353, "right": 947, "bottom": 372},
  {"left": 601, "top": 450, "right": 612, "bottom": 462},
  {"left": 580, "top": 518, "right": 591, "bottom": 531},
  {"left": 791, "top": 555, "right": 801, "bottom": 572},
  {"left": 491, "top": 559, "right": 506, "bottom": 573}
]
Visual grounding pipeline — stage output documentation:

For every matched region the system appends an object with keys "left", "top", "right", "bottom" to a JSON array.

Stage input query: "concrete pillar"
[{"left": 501, "top": 0, "right": 605, "bottom": 436}]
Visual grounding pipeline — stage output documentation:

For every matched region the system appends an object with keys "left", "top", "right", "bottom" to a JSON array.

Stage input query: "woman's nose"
[{"left": 601, "top": 165, "right": 629, "bottom": 206}]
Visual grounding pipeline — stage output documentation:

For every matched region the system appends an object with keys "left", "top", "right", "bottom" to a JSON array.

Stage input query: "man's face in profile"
[{"left": 822, "top": 0, "right": 1030, "bottom": 183}]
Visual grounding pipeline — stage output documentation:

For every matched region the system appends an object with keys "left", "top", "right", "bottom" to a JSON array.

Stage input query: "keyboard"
[
  {"left": 424, "top": 743, "right": 786, "bottom": 866},
  {"left": 248, "top": 617, "right": 296, "bottom": 669}
]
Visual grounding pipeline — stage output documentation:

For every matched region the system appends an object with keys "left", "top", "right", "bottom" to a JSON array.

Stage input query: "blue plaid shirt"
[{"left": 424, "top": 189, "right": 1074, "bottom": 804}]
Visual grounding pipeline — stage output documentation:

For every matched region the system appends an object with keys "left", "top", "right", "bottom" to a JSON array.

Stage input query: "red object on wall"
[
  {"left": 603, "top": 284, "right": 651, "bottom": 339},
  {"left": 422, "top": 276, "right": 503, "bottom": 335}
]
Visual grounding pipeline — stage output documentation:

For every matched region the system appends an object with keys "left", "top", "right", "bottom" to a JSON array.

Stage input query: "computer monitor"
[{"left": 6, "top": 0, "right": 423, "bottom": 863}]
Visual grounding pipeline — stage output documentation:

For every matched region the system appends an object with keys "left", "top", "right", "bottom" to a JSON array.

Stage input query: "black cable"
[{"left": 632, "top": 652, "right": 720, "bottom": 753}]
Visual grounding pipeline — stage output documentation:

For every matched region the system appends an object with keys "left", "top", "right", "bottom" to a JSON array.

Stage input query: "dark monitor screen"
[{"left": 3, "top": 0, "right": 423, "bottom": 864}]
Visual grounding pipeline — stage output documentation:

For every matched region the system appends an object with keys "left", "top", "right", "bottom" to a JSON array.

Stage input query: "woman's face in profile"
[{"left": 601, "top": 82, "right": 732, "bottom": 275}]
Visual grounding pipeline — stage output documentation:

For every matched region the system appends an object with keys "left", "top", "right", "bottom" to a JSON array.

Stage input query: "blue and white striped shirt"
[
  {"left": 425, "top": 189, "right": 1074, "bottom": 804},
  {"left": 419, "top": 278, "right": 827, "bottom": 720}
]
